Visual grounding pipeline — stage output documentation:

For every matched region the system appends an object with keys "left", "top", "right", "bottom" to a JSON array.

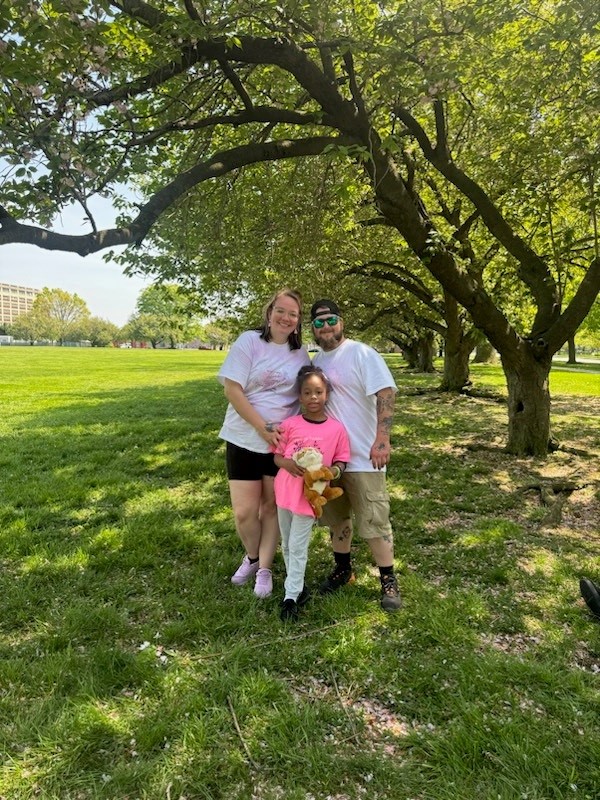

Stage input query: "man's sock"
[
  {"left": 248, "top": 556, "right": 259, "bottom": 564},
  {"left": 334, "top": 551, "right": 352, "bottom": 572},
  {"left": 379, "top": 565, "right": 394, "bottom": 580}
]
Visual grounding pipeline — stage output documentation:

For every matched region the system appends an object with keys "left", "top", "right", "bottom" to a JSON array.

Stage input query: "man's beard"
[{"left": 316, "top": 330, "right": 343, "bottom": 351}]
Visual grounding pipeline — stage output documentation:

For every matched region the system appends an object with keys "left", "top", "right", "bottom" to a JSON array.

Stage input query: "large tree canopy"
[{"left": 1, "top": 0, "right": 599, "bottom": 454}]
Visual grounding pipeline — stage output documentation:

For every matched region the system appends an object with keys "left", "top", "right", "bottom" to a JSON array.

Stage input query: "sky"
[{"left": 0, "top": 198, "right": 153, "bottom": 327}]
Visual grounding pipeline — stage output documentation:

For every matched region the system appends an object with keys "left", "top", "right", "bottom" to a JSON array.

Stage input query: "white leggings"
[{"left": 277, "top": 507, "right": 315, "bottom": 601}]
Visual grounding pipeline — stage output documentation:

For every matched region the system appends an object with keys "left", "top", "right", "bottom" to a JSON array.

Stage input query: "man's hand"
[{"left": 370, "top": 436, "right": 392, "bottom": 470}]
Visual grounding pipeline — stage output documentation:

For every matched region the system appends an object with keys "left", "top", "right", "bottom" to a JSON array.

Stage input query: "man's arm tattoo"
[{"left": 376, "top": 389, "right": 395, "bottom": 436}]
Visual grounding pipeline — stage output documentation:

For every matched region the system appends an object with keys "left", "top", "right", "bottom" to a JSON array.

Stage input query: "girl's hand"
[{"left": 280, "top": 457, "right": 305, "bottom": 477}]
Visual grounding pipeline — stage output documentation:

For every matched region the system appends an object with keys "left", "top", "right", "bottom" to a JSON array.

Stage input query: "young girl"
[{"left": 273, "top": 365, "right": 350, "bottom": 622}]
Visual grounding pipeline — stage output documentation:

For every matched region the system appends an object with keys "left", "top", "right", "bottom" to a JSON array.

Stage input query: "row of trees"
[
  {"left": 6, "top": 285, "right": 233, "bottom": 348},
  {"left": 1, "top": 0, "right": 599, "bottom": 454},
  {"left": 8, "top": 287, "right": 120, "bottom": 346}
]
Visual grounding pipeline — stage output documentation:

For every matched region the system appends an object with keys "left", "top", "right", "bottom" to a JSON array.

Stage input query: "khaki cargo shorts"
[{"left": 319, "top": 471, "right": 392, "bottom": 540}]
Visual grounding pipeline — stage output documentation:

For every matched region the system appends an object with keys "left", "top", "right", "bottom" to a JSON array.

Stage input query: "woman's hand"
[
  {"left": 223, "top": 380, "right": 284, "bottom": 447},
  {"left": 260, "top": 421, "right": 282, "bottom": 448}
]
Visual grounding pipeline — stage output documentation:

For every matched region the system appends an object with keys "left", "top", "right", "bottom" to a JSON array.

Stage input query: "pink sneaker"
[
  {"left": 231, "top": 555, "right": 259, "bottom": 585},
  {"left": 254, "top": 568, "right": 273, "bottom": 599}
]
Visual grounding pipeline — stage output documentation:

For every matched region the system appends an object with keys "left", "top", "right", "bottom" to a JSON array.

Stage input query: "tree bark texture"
[
  {"left": 473, "top": 342, "right": 497, "bottom": 363},
  {"left": 416, "top": 333, "right": 436, "bottom": 373},
  {"left": 398, "top": 332, "right": 435, "bottom": 372},
  {"left": 503, "top": 351, "right": 552, "bottom": 456},
  {"left": 440, "top": 292, "right": 474, "bottom": 391}
]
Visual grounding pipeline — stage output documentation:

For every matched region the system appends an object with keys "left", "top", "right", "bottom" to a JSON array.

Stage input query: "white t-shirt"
[
  {"left": 218, "top": 330, "right": 311, "bottom": 453},
  {"left": 313, "top": 339, "right": 397, "bottom": 472}
]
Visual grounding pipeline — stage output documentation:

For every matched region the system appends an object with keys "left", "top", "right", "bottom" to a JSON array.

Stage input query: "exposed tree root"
[
  {"left": 399, "top": 386, "right": 506, "bottom": 402},
  {"left": 556, "top": 443, "right": 597, "bottom": 458},
  {"left": 520, "top": 478, "right": 593, "bottom": 527}
]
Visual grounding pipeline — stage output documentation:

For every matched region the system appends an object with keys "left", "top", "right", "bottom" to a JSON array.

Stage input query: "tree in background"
[
  {"left": 7, "top": 308, "right": 46, "bottom": 345},
  {"left": 8, "top": 288, "right": 90, "bottom": 345},
  {"left": 126, "top": 284, "right": 202, "bottom": 348},
  {"left": 1, "top": 1, "right": 599, "bottom": 453},
  {"left": 577, "top": 298, "right": 600, "bottom": 351},
  {"left": 86, "top": 316, "right": 120, "bottom": 347},
  {"left": 199, "top": 321, "right": 236, "bottom": 350}
]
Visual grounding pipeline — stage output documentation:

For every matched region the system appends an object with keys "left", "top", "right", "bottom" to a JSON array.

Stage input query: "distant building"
[{"left": 0, "top": 283, "right": 41, "bottom": 326}]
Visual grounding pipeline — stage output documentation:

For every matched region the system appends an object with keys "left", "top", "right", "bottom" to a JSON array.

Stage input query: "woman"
[{"left": 218, "top": 289, "right": 311, "bottom": 598}]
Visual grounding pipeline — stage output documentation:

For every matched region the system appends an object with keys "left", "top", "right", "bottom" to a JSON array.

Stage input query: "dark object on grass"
[{"left": 579, "top": 577, "right": 600, "bottom": 619}]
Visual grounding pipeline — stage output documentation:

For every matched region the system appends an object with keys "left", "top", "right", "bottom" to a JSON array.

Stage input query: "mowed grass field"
[{"left": 0, "top": 346, "right": 599, "bottom": 800}]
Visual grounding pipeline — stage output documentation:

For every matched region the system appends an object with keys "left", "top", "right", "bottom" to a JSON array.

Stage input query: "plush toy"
[{"left": 292, "top": 447, "right": 344, "bottom": 519}]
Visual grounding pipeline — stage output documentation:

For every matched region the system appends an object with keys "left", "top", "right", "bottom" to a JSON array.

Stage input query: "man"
[{"left": 311, "top": 299, "right": 401, "bottom": 611}]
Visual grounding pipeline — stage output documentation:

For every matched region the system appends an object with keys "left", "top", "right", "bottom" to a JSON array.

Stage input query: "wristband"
[{"left": 331, "top": 465, "right": 342, "bottom": 480}]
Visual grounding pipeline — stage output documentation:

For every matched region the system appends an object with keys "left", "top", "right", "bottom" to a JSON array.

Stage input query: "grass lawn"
[{"left": 1, "top": 347, "right": 599, "bottom": 800}]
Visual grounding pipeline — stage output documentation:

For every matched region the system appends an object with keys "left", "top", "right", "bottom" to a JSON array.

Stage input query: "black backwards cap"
[{"left": 310, "top": 299, "right": 341, "bottom": 321}]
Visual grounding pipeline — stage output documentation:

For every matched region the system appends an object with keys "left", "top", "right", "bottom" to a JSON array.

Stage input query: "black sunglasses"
[{"left": 312, "top": 316, "right": 339, "bottom": 328}]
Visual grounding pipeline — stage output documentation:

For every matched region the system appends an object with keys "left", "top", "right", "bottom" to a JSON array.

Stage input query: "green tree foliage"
[
  {"left": 7, "top": 309, "right": 46, "bottom": 344},
  {"left": 127, "top": 284, "right": 202, "bottom": 348},
  {"left": 579, "top": 297, "right": 600, "bottom": 347},
  {"left": 1, "top": 0, "right": 600, "bottom": 453},
  {"left": 86, "top": 316, "right": 120, "bottom": 347},
  {"left": 9, "top": 288, "right": 90, "bottom": 344},
  {"left": 199, "top": 320, "right": 236, "bottom": 349}
]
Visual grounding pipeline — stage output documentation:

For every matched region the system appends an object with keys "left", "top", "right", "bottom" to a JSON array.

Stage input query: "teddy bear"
[{"left": 292, "top": 446, "right": 344, "bottom": 519}]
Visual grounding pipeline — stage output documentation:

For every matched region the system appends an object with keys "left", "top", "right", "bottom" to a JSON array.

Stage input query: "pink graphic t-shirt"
[{"left": 273, "top": 415, "right": 351, "bottom": 517}]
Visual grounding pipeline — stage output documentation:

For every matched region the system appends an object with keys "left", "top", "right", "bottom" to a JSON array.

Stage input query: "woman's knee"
[
  {"left": 232, "top": 500, "right": 260, "bottom": 528},
  {"left": 260, "top": 497, "right": 277, "bottom": 519}
]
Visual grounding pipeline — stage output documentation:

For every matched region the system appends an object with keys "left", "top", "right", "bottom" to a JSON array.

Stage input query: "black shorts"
[{"left": 226, "top": 441, "right": 278, "bottom": 480}]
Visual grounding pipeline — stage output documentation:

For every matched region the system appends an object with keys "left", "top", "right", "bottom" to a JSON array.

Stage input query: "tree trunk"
[
  {"left": 473, "top": 341, "right": 497, "bottom": 363},
  {"left": 400, "top": 345, "right": 417, "bottom": 369},
  {"left": 567, "top": 336, "right": 577, "bottom": 364},
  {"left": 441, "top": 345, "right": 471, "bottom": 391},
  {"left": 439, "top": 292, "right": 474, "bottom": 391},
  {"left": 397, "top": 333, "right": 435, "bottom": 371},
  {"left": 503, "top": 351, "right": 552, "bottom": 456},
  {"left": 415, "top": 332, "right": 435, "bottom": 372}
]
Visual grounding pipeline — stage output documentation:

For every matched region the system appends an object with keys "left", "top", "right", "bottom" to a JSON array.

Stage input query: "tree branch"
[
  {"left": 544, "top": 257, "right": 600, "bottom": 351},
  {"left": 183, "top": 0, "right": 204, "bottom": 23},
  {"left": 84, "top": 44, "right": 207, "bottom": 107},
  {"left": 359, "top": 216, "right": 394, "bottom": 227},
  {"left": 218, "top": 60, "right": 254, "bottom": 111},
  {"left": 342, "top": 49, "right": 367, "bottom": 120},
  {"left": 347, "top": 260, "right": 441, "bottom": 313},
  {"left": 128, "top": 106, "right": 331, "bottom": 147},
  {"left": 0, "top": 136, "right": 355, "bottom": 255},
  {"left": 112, "top": 0, "right": 171, "bottom": 29},
  {"left": 394, "top": 103, "right": 560, "bottom": 328}
]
